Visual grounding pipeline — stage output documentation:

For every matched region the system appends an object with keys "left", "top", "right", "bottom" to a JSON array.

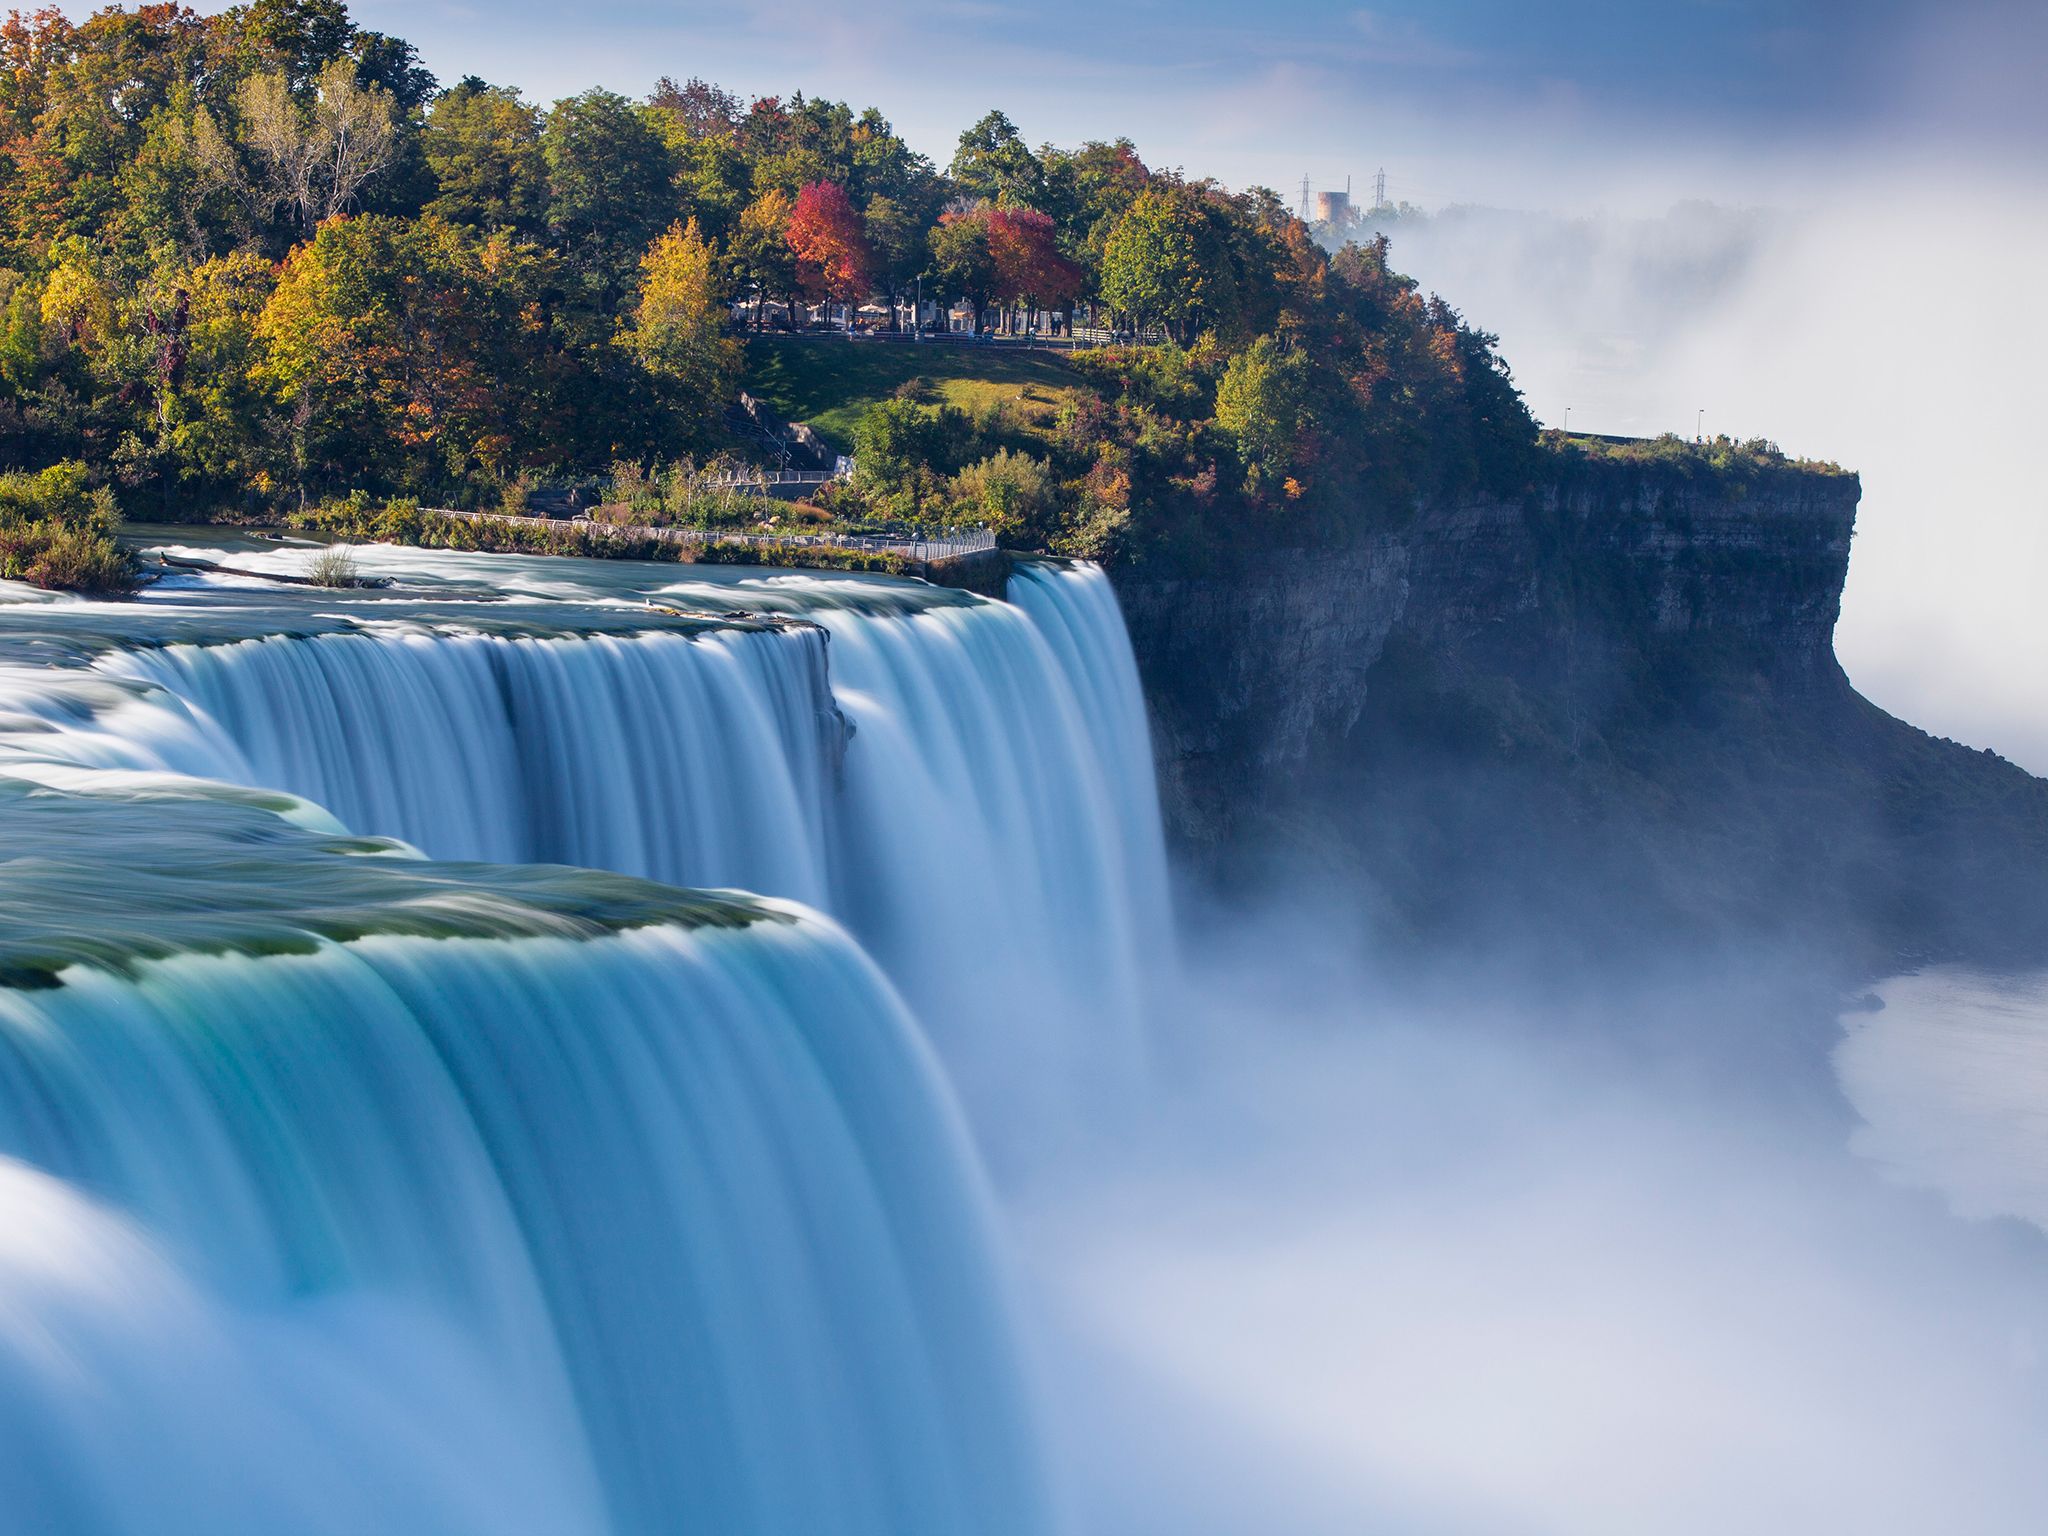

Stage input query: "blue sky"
[{"left": 351, "top": 0, "right": 2045, "bottom": 204}]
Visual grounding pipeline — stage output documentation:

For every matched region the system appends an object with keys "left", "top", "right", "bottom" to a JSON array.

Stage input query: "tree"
[
  {"left": 845, "top": 106, "right": 930, "bottom": 210},
  {"left": 784, "top": 181, "right": 871, "bottom": 316},
  {"left": 155, "top": 250, "right": 280, "bottom": 501},
  {"left": 851, "top": 396, "right": 971, "bottom": 516},
  {"left": 1099, "top": 186, "right": 1225, "bottom": 343},
  {"left": 927, "top": 210, "right": 995, "bottom": 333},
  {"left": 543, "top": 88, "right": 675, "bottom": 305},
  {"left": 862, "top": 194, "right": 921, "bottom": 331},
  {"left": 667, "top": 131, "right": 752, "bottom": 245},
  {"left": 1040, "top": 137, "right": 1149, "bottom": 284},
  {"left": 114, "top": 104, "right": 234, "bottom": 265},
  {"left": 347, "top": 30, "right": 437, "bottom": 115},
  {"left": 618, "top": 218, "right": 735, "bottom": 439},
  {"left": 949, "top": 110, "right": 1041, "bottom": 208},
  {"left": 254, "top": 214, "right": 554, "bottom": 500},
  {"left": 423, "top": 79, "right": 547, "bottom": 234},
  {"left": 202, "top": 59, "right": 399, "bottom": 243},
  {"left": 222, "top": 0, "right": 355, "bottom": 94},
  {"left": 1214, "top": 334, "right": 1310, "bottom": 490},
  {"left": 986, "top": 206, "right": 1081, "bottom": 330},
  {"left": 730, "top": 188, "right": 796, "bottom": 329},
  {"left": 648, "top": 76, "right": 742, "bottom": 140}
]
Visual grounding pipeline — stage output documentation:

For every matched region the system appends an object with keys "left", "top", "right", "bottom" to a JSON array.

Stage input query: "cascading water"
[
  {"left": 0, "top": 795, "right": 1050, "bottom": 1534},
  {"left": 65, "top": 552, "right": 1171, "bottom": 1103},
  {"left": 0, "top": 543, "right": 1171, "bottom": 1533},
  {"left": 98, "top": 625, "right": 844, "bottom": 904}
]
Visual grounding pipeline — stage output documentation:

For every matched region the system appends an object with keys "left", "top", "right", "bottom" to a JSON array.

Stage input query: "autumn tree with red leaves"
[
  {"left": 985, "top": 206, "right": 1081, "bottom": 332},
  {"left": 784, "top": 181, "right": 873, "bottom": 320}
]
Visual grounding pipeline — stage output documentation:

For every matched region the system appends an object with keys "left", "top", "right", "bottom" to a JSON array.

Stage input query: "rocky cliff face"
[{"left": 1113, "top": 462, "right": 2048, "bottom": 970}]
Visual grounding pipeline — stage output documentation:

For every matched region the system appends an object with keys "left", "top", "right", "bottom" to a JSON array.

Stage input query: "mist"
[
  {"left": 1352, "top": 183, "right": 2048, "bottom": 775},
  {"left": 1009, "top": 895, "right": 2048, "bottom": 1534}
]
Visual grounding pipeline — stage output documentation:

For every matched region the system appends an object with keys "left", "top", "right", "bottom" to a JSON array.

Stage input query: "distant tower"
[
  {"left": 1373, "top": 167, "right": 1387, "bottom": 210},
  {"left": 1298, "top": 173, "right": 1312, "bottom": 222},
  {"left": 1314, "top": 188, "right": 1352, "bottom": 225}
]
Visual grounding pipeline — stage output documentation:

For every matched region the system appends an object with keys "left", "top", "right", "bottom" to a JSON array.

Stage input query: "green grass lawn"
[{"left": 741, "top": 336, "right": 1088, "bottom": 452}]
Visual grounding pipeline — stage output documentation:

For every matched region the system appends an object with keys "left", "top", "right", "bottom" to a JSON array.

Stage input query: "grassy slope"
[{"left": 741, "top": 336, "right": 1087, "bottom": 452}]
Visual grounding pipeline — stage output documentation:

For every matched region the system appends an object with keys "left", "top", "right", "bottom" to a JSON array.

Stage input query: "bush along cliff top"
[
  {"left": 1541, "top": 429, "right": 1851, "bottom": 481},
  {"left": 0, "top": 0, "right": 1693, "bottom": 580}
]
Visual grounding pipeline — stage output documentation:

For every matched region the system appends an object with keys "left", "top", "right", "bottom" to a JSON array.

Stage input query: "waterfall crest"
[{"left": 53, "top": 557, "right": 1171, "bottom": 1100}]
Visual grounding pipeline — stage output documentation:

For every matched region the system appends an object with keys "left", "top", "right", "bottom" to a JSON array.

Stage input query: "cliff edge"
[{"left": 1113, "top": 457, "right": 2048, "bottom": 972}]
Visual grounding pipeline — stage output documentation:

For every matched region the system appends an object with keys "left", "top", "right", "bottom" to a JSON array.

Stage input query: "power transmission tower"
[
  {"left": 1299, "top": 174, "right": 1312, "bottom": 222},
  {"left": 1374, "top": 167, "right": 1386, "bottom": 210}
]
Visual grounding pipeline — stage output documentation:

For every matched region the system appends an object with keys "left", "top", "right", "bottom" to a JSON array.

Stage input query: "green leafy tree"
[
  {"left": 223, "top": 0, "right": 357, "bottom": 94},
  {"left": 543, "top": 89, "right": 676, "bottom": 306},
  {"left": 423, "top": 79, "right": 547, "bottom": 234},
  {"left": 1097, "top": 184, "right": 1252, "bottom": 343},
  {"left": 852, "top": 396, "right": 971, "bottom": 518},
  {"left": 862, "top": 194, "right": 921, "bottom": 330},
  {"left": 1100, "top": 187, "right": 1205, "bottom": 341},
  {"left": 1214, "top": 334, "right": 1310, "bottom": 490},
  {"left": 949, "top": 110, "right": 1042, "bottom": 208},
  {"left": 667, "top": 131, "right": 752, "bottom": 244}
]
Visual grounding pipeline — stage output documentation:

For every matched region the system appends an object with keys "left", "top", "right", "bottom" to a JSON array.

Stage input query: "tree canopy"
[{"left": 0, "top": 0, "right": 1540, "bottom": 584}]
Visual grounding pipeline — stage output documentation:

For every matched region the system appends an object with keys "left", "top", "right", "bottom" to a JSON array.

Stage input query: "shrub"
[
  {"left": 952, "top": 449, "right": 1055, "bottom": 538},
  {"left": 660, "top": 458, "right": 764, "bottom": 529},
  {"left": 21, "top": 522, "right": 135, "bottom": 592},
  {"left": 500, "top": 473, "right": 538, "bottom": 515},
  {"left": 303, "top": 543, "right": 362, "bottom": 587},
  {"left": 605, "top": 458, "right": 659, "bottom": 511},
  {"left": 0, "top": 461, "right": 135, "bottom": 594}
]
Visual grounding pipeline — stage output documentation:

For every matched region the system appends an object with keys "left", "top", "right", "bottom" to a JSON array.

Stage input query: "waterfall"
[
  {"left": 0, "top": 797, "right": 1053, "bottom": 1534},
  {"left": 71, "top": 559, "right": 1171, "bottom": 1103},
  {"left": 0, "top": 551, "right": 1168, "bottom": 1530},
  {"left": 97, "top": 625, "right": 843, "bottom": 907}
]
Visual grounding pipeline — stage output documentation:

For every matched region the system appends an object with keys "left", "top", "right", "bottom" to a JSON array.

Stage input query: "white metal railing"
[
  {"left": 1068, "top": 324, "right": 1168, "bottom": 347},
  {"left": 695, "top": 469, "right": 840, "bottom": 490}
]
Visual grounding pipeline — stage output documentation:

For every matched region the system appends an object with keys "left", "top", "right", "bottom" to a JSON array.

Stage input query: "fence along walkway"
[
  {"left": 754, "top": 325, "right": 1166, "bottom": 354},
  {"left": 429, "top": 508, "right": 997, "bottom": 563}
]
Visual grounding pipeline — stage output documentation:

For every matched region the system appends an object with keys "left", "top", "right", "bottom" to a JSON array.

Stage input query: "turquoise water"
[{"left": 0, "top": 546, "right": 1168, "bottom": 1533}]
